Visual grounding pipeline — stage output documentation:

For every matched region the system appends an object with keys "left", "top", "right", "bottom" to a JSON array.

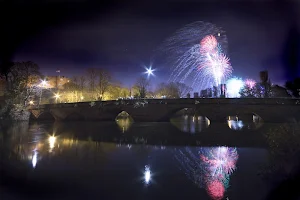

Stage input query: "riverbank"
[{"left": 0, "top": 102, "right": 30, "bottom": 122}]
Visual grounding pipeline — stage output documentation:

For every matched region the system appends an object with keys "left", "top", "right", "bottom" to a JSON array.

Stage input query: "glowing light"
[
  {"left": 54, "top": 93, "right": 61, "bottom": 103},
  {"left": 226, "top": 77, "right": 244, "bottom": 98},
  {"left": 29, "top": 100, "right": 34, "bottom": 105},
  {"left": 228, "top": 119, "right": 244, "bottom": 130},
  {"left": 145, "top": 66, "right": 155, "bottom": 78},
  {"left": 163, "top": 21, "right": 232, "bottom": 91},
  {"left": 32, "top": 150, "right": 38, "bottom": 168},
  {"left": 48, "top": 136, "right": 56, "bottom": 152},
  {"left": 54, "top": 93, "right": 60, "bottom": 99},
  {"left": 144, "top": 165, "right": 151, "bottom": 185},
  {"left": 39, "top": 80, "right": 48, "bottom": 88}
]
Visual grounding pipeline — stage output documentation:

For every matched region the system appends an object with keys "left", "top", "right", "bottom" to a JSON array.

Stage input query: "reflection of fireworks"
[
  {"left": 174, "top": 147, "right": 206, "bottom": 187},
  {"left": 200, "top": 147, "right": 238, "bottom": 188},
  {"left": 163, "top": 21, "right": 232, "bottom": 90},
  {"left": 174, "top": 147, "right": 238, "bottom": 200},
  {"left": 207, "top": 180, "right": 225, "bottom": 200}
]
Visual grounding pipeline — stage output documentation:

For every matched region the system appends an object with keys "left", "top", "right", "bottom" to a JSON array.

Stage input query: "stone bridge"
[{"left": 28, "top": 98, "right": 300, "bottom": 123}]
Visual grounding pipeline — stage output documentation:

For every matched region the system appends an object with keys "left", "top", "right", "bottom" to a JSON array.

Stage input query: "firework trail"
[
  {"left": 174, "top": 146, "right": 238, "bottom": 200},
  {"left": 162, "top": 21, "right": 233, "bottom": 91}
]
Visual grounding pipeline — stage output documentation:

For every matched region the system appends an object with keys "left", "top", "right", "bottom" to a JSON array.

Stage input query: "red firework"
[
  {"left": 200, "top": 35, "right": 218, "bottom": 53},
  {"left": 207, "top": 180, "right": 225, "bottom": 200}
]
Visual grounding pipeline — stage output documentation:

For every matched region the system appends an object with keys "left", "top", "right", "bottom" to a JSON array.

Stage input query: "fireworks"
[
  {"left": 245, "top": 79, "right": 256, "bottom": 89},
  {"left": 163, "top": 21, "right": 233, "bottom": 91},
  {"left": 226, "top": 77, "right": 244, "bottom": 98},
  {"left": 174, "top": 147, "right": 238, "bottom": 200}
]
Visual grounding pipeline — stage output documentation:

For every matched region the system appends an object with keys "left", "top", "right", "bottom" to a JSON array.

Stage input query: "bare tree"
[
  {"left": 175, "top": 82, "right": 192, "bottom": 98},
  {"left": 72, "top": 76, "right": 80, "bottom": 86},
  {"left": 155, "top": 82, "right": 191, "bottom": 98},
  {"left": 96, "top": 69, "right": 111, "bottom": 100},
  {"left": 64, "top": 80, "right": 80, "bottom": 102},
  {"left": 86, "top": 68, "right": 97, "bottom": 99},
  {"left": 134, "top": 77, "right": 149, "bottom": 98},
  {"left": 78, "top": 75, "right": 86, "bottom": 92}
]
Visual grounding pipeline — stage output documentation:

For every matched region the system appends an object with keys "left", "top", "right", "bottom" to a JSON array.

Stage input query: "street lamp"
[
  {"left": 144, "top": 66, "right": 155, "bottom": 78},
  {"left": 29, "top": 100, "right": 34, "bottom": 105},
  {"left": 54, "top": 93, "right": 60, "bottom": 104},
  {"left": 144, "top": 66, "right": 156, "bottom": 97}
]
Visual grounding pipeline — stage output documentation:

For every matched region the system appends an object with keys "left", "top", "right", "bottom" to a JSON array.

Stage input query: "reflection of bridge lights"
[
  {"left": 32, "top": 150, "right": 38, "bottom": 168},
  {"left": 144, "top": 165, "right": 151, "bottom": 185},
  {"left": 48, "top": 136, "right": 56, "bottom": 152},
  {"left": 227, "top": 120, "right": 244, "bottom": 130}
]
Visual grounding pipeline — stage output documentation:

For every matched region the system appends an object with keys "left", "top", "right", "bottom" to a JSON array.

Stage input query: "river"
[{"left": 0, "top": 115, "right": 298, "bottom": 200}]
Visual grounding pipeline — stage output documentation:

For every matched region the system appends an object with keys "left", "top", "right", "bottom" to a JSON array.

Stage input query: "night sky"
[{"left": 1, "top": 0, "right": 300, "bottom": 87}]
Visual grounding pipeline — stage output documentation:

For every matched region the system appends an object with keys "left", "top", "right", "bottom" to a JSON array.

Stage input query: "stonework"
[{"left": 28, "top": 98, "right": 300, "bottom": 123}]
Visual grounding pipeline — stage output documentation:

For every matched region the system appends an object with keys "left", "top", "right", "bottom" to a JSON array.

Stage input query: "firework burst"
[
  {"left": 162, "top": 21, "right": 233, "bottom": 91},
  {"left": 245, "top": 79, "right": 256, "bottom": 89},
  {"left": 226, "top": 77, "right": 244, "bottom": 98}
]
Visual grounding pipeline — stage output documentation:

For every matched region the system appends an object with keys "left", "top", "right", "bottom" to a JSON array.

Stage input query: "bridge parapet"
[
  {"left": 27, "top": 98, "right": 300, "bottom": 122},
  {"left": 29, "top": 98, "right": 300, "bottom": 109}
]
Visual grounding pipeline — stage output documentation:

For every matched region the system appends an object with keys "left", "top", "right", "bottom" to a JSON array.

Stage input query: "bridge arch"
[
  {"left": 169, "top": 107, "right": 211, "bottom": 133},
  {"left": 115, "top": 111, "right": 134, "bottom": 133},
  {"left": 38, "top": 112, "right": 55, "bottom": 121},
  {"left": 115, "top": 110, "right": 134, "bottom": 121},
  {"left": 30, "top": 111, "right": 55, "bottom": 121}
]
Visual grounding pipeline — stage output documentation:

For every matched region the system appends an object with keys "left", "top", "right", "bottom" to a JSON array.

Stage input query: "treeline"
[{"left": 0, "top": 61, "right": 193, "bottom": 106}]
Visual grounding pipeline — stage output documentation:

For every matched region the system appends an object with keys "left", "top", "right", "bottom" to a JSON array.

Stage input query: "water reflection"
[
  {"left": 227, "top": 115, "right": 263, "bottom": 130},
  {"left": 115, "top": 111, "right": 133, "bottom": 133},
  {"left": 0, "top": 122, "right": 277, "bottom": 199},
  {"left": 31, "top": 149, "right": 38, "bottom": 168},
  {"left": 144, "top": 165, "right": 151, "bottom": 185},
  {"left": 175, "top": 146, "right": 238, "bottom": 200},
  {"left": 171, "top": 115, "right": 210, "bottom": 134},
  {"left": 48, "top": 135, "right": 56, "bottom": 152}
]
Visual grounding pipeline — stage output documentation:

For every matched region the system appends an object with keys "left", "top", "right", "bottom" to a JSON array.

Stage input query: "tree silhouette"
[{"left": 134, "top": 77, "right": 149, "bottom": 98}]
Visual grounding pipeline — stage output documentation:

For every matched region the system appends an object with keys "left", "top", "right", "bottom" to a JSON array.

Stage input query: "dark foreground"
[{"left": 0, "top": 121, "right": 300, "bottom": 200}]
